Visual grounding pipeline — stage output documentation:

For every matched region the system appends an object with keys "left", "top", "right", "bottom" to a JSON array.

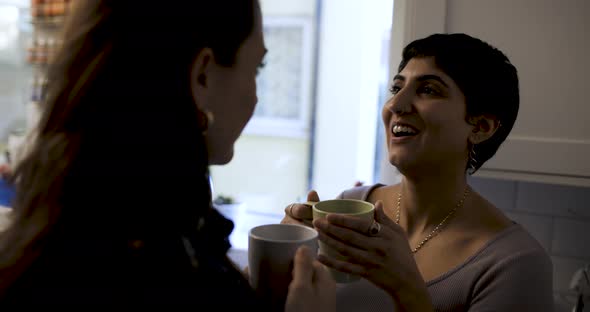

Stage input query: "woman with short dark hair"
[{"left": 284, "top": 33, "right": 553, "bottom": 311}]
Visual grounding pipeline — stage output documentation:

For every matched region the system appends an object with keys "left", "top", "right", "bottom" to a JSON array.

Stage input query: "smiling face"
[{"left": 382, "top": 57, "right": 474, "bottom": 176}]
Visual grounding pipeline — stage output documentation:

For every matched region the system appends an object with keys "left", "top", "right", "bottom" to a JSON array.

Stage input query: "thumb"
[
  {"left": 312, "top": 260, "right": 335, "bottom": 286},
  {"left": 291, "top": 245, "right": 314, "bottom": 285},
  {"left": 374, "top": 200, "right": 396, "bottom": 227},
  {"left": 307, "top": 190, "right": 320, "bottom": 203}
]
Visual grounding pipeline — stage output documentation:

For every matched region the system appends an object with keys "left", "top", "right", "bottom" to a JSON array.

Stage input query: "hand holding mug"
[
  {"left": 281, "top": 190, "right": 319, "bottom": 227},
  {"left": 248, "top": 224, "right": 320, "bottom": 310},
  {"left": 313, "top": 201, "right": 425, "bottom": 296},
  {"left": 311, "top": 199, "right": 375, "bottom": 283},
  {"left": 285, "top": 245, "right": 336, "bottom": 312}
]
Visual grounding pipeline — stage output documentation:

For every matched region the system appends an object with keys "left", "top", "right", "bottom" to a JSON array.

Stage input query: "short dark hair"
[{"left": 399, "top": 33, "right": 519, "bottom": 173}]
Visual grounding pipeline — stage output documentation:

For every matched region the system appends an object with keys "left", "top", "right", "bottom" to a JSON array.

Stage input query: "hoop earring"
[
  {"left": 197, "top": 109, "right": 215, "bottom": 133},
  {"left": 467, "top": 144, "right": 478, "bottom": 175}
]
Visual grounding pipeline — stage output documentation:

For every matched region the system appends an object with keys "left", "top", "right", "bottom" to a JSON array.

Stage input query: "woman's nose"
[{"left": 388, "top": 88, "right": 413, "bottom": 115}]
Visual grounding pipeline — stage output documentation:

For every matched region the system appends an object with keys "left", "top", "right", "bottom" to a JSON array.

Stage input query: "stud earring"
[{"left": 197, "top": 109, "right": 215, "bottom": 133}]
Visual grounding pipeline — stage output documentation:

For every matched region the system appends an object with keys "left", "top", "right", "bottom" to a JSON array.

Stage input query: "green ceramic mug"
[{"left": 311, "top": 199, "right": 374, "bottom": 283}]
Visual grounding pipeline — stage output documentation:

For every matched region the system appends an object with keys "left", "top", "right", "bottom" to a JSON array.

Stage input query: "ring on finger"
[{"left": 368, "top": 220, "right": 381, "bottom": 237}]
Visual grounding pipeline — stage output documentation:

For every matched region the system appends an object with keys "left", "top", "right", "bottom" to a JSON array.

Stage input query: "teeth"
[{"left": 393, "top": 125, "right": 417, "bottom": 134}]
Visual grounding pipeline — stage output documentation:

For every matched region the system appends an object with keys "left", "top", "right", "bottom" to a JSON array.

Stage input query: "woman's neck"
[{"left": 397, "top": 173, "right": 469, "bottom": 237}]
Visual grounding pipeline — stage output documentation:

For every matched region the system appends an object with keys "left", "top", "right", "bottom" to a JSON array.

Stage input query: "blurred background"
[{"left": 210, "top": 0, "right": 395, "bottom": 249}]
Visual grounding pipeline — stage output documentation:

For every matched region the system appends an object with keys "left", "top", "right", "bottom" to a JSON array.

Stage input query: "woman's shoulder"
[
  {"left": 430, "top": 222, "right": 551, "bottom": 283},
  {"left": 428, "top": 223, "right": 554, "bottom": 311},
  {"left": 447, "top": 223, "right": 552, "bottom": 286},
  {"left": 480, "top": 222, "right": 551, "bottom": 262},
  {"left": 337, "top": 183, "right": 388, "bottom": 201}
]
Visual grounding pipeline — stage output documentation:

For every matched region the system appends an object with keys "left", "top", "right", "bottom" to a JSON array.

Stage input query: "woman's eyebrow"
[{"left": 416, "top": 74, "right": 449, "bottom": 88}]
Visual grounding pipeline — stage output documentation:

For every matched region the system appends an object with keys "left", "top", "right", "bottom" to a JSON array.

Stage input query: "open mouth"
[{"left": 392, "top": 124, "right": 419, "bottom": 138}]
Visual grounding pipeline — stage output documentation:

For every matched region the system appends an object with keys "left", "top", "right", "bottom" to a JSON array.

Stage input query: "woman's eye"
[
  {"left": 419, "top": 85, "right": 439, "bottom": 95},
  {"left": 389, "top": 85, "right": 401, "bottom": 95}
]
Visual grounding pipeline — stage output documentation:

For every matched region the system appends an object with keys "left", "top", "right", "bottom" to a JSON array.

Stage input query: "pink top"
[{"left": 335, "top": 184, "right": 554, "bottom": 312}]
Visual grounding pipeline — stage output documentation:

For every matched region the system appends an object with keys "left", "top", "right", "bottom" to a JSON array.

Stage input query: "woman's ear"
[
  {"left": 468, "top": 115, "right": 500, "bottom": 144},
  {"left": 190, "top": 48, "right": 215, "bottom": 103}
]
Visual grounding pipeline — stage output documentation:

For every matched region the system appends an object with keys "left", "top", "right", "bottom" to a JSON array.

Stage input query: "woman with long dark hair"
[{"left": 0, "top": 0, "right": 335, "bottom": 309}]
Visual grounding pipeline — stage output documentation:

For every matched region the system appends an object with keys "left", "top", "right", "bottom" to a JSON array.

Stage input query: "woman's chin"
[
  {"left": 388, "top": 153, "right": 411, "bottom": 169},
  {"left": 388, "top": 155, "right": 420, "bottom": 176},
  {"left": 208, "top": 148, "right": 235, "bottom": 166}
]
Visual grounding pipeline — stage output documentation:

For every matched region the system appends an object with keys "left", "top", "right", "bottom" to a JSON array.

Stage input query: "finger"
[
  {"left": 292, "top": 204, "right": 314, "bottom": 221},
  {"left": 281, "top": 217, "right": 313, "bottom": 228},
  {"left": 374, "top": 202, "right": 405, "bottom": 235},
  {"left": 291, "top": 245, "right": 314, "bottom": 286},
  {"left": 314, "top": 218, "right": 378, "bottom": 250},
  {"left": 312, "top": 260, "right": 334, "bottom": 285},
  {"left": 280, "top": 215, "right": 297, "bottom": 225},
  {"left": 306, "top": 190, "right": 320, "bottom": 202},
  {"left": 285, "top": 203, "right": 313, "bottom": 222},
  {"left": 317, "top": 254, "right": 365, "bottom": 277},
  {"left": 281, "top": 215, "right": 312, "bottom": 227},
  {"left": 284, "top": 203, "right": 295, "bottom": 216},
  {"left": 323, "top": 213, "right": 373, "bottom": 235},
  {"left": 301, "top": 219, "right": 313, "bottom": 227},
  {"left": 374, "top": 201, "right": 396, "bottom": 228},
  {"left": 316, "top": 231, "right": 376, "bottom": 265}
]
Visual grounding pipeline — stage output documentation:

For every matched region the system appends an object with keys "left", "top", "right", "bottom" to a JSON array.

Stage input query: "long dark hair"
[{"left": 0, "top": 0, "right": 257, "bottom": 295}]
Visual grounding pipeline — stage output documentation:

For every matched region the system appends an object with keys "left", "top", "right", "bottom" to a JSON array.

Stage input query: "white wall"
[
  {"left": 259, "top": 0, "right": 316, "bottom": 15},
  {"left": 311, "top": 0, "right": 393, "bottom": 199},
  {"left": 0, "top": 3, "right": 30, "bottom": 141},
  {"left": 378, "top": 0, "right": 446, "bottom": 185},
  {"left": 380, "top": 0, "right": 590, "bottom": 187},
  {"left": 214, "top": 0, "right": 394, "bottom": 209},
  {"left": 446, "top": 0, "right": 589, "bottom": 141}
]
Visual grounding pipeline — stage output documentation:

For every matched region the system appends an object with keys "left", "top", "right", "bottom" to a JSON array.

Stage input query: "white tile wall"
[
  {"left": 516, "top": 181, "right": 590, "bottom": 218},
  {"left": 468, "top": 176, "right": 517, "bottom": 211},
  {"left": 552, "top": 219, "right": 590, "bottom": 259},
  {"left": 505, "top": 211, "right": 553, "bottom": 251},
  {"left": 470, "top": 176, "right": 590, "bottom": 311},
  {"left": 552, "top": 256, "right": 588, "bottom": 293}
]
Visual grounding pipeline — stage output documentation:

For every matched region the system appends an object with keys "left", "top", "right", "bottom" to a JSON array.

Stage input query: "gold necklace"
[{"left": 395, "top": 187, "right": 470, "bottom": 253}]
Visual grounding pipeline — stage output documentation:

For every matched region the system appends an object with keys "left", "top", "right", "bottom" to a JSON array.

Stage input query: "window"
[{"left": 212, "top": 0, "right": 394, "bottom": 251}]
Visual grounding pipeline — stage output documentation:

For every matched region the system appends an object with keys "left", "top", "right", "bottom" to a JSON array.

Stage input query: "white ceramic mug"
[{"left": 248, "top": 223, "right": 318, "bottom": 310}]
